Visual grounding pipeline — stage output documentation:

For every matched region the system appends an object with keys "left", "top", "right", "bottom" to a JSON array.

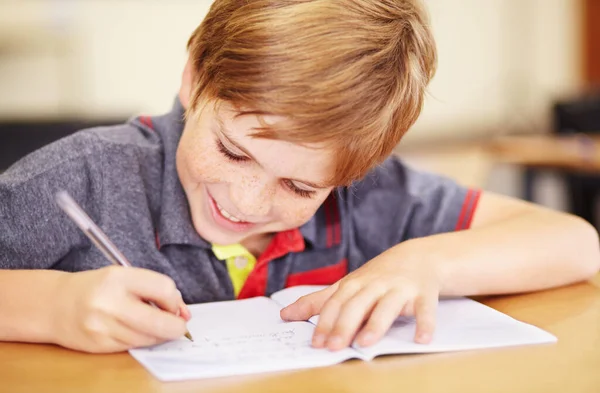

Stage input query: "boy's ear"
[{"left": 179, "top": 57, "right": 194, "bottom": 109}]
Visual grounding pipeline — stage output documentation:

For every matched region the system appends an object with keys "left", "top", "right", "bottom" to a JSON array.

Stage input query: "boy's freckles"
[
  {"left": 175, "top": 99, "right": 338, "bottom": 246},
  {"left": 279, "top": 203, "right": 319, "bottom": 226}
]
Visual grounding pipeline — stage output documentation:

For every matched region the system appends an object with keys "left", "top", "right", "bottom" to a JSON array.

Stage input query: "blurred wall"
[{"left": 0, "top": 0, "right": 583, "bottom": 141}]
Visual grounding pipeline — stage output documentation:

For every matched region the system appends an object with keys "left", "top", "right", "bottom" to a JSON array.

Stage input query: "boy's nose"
[{"left": 229, "top": 178, "right": 274, "bottom": 219}]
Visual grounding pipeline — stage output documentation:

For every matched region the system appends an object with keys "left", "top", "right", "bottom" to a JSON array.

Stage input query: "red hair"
[{"left": 187, "top": 0, "right": 436, "bottom": 185}]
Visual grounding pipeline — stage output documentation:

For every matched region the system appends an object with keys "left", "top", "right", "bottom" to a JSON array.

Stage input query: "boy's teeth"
[{"left": 216, "top": 202, "right": 242, "bottom": 223}]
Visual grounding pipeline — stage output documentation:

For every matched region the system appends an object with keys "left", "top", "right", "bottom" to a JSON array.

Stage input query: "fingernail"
[
  {"left": 312, "top": 334, "right": 326, "bottom": 347},
  {"left": 180, "top": 304, "right": 191, "bottom": 320},
  {"left": 358, "top": 332, "right": 375, "bottom": 346},
  {"left": 327, "top": 336, "right": 343, "bottom": 350},
  {"left": 417, "top": 333, "right": 431, "bottom": 343}
]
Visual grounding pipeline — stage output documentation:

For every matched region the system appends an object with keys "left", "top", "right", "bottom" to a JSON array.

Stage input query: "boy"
[{"left": 0, "top": 0, "right": 598, "bottom": 354}]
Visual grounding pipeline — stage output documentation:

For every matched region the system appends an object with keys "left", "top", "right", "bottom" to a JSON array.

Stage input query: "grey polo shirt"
[{"left": 0, "top": 99, "right": 479, "bottom": 304}]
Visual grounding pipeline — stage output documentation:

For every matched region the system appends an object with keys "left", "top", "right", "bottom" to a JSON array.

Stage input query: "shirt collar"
[{"left": 138, "top": 98, "right": 210, "bottom": 249}]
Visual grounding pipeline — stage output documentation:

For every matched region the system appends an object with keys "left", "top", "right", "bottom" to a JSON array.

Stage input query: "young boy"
[{"left": 0, "top": 0, "right": 598, "bottom": 354}]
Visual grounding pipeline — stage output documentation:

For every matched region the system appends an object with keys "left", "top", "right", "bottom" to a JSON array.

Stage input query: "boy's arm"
[
  {"left": 0, "top": 132, "right": 190, "bottom": 352},
  {"left": 0, "top": 270, "right": 67, "bottom": 343},
  {"left": 342, "top": 157, "right": 599, "bottom": 296},
  {"left": 431, "top": 191, "right": 600, "bottom": 296}
]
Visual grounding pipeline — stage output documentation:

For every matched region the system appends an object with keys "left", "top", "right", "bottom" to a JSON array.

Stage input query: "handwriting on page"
[{"left": 143, "top": 322, "right": 323, "bottom": 364}]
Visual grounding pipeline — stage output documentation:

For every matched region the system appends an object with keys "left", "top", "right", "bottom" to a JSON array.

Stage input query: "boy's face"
[{"left": 176, "top": 100, "right": 335, "bottom": 246}]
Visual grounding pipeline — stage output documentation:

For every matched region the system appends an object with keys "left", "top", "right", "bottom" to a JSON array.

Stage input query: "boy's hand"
[
  {"left": 51, "top": 266, "right": 191, "bottom": 353},
  {"left": 280, "top": 242, "right": 441, "bottom": 351}
]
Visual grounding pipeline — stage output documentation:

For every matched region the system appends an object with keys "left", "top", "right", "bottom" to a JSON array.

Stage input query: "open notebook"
[{"left": 129, "top": 285, "right": 556, "bottom": 381}]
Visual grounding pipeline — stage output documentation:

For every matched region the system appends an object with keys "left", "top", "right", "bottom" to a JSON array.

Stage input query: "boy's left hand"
[{"left": 280, "top": 242, "right": 441, "bottom": 351}]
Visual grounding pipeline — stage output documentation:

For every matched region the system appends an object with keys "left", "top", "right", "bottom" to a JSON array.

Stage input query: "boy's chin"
[{"left": 195, "top": 225, "right": 246, "bottom": 246}]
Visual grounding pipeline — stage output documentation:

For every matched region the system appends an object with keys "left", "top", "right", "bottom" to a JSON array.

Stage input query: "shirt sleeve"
[
  {"left": 0, "top": 132, "right": 104, "bottom": 269},
  {"left": 342, "top": 156, "right": 481, "bottom": 261}
]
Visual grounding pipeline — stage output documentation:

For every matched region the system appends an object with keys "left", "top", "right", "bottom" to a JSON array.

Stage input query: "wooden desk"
[
  {"left": 2, "top": 274, "right": 599, "bottom": 393},
  {"left": 487, "top": 134, "right": 600, "bottom": 174},
  {"left": 486, "top": 134, "right": 600, "bottom": 227}
]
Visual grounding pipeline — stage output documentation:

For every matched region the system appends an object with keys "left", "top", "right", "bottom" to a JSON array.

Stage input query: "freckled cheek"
[
  {"left": 185, "top": 146, "right": 232, "bottom": 184},
  {"left": 238, "top": 174, "right": 259, "bottom": 190},
  {"left": 236, "top": 174, "right": 277, "bottom": 198},
  {"left": 277, "top": 200, "right": 320, "bottom": 226}
]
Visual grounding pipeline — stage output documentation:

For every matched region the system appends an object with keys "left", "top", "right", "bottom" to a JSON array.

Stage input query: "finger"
[
  {"left": 355, "top": 289, "right": 412, "bottom": 347},
  {"left": 312, "top": 280, "right": 363, "bottom": 349},
  {"left": 414, "top": 294, "right": 437, "bottom": 344},
  {"left": 176, "top": 290, "right": 192, "bottom": 321},
  {"left": 108, "top": 319, "right": 163, "bottom": 349},
  {"left": 326, "top": 284, "right": 387, "bottom": 350},
  {"left": 280, "top": 283, "right": 338, "bottom": 321},
  {"left": 121, "top": 268, "right": 181, "bottom": 314},
  {"left": 77, "top": 319, "right": 154, "bottom": 353},
  {"left": 179, "top": 303, "right": 192, "bottom": 321},
  {"left": 81, "top": 337, "right": 131, "bottom": 354},
  {"left": 68, "top": 327, "right": 130, "bottom": 354},
  {"left": 115, "top": 296, "right": 187, "bottom": 340}
]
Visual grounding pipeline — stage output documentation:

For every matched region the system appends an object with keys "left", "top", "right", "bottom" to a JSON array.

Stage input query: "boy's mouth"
[
  {"left": 215, "top": 200, "right": 243, "bottom": 223},
  {"left": 207, "top": 192, "right": 257, "bottom": 233}
]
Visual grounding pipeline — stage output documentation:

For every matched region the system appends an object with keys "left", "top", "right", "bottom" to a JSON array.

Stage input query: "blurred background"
[{"left": 1, "top": 0, "right": 599, "bottom": 227}]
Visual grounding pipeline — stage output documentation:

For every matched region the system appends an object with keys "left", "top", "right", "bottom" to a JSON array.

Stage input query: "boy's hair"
[{"left": 187, "top": 0, "right": 436, "bottom": 186}]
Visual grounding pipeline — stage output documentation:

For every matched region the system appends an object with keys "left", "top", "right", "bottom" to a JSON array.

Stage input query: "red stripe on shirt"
[
  {"left": 462, "top": 189, "right": 481, "bottom": 229},
  {"left": 455, "top": 189, "right": 481, "bottom": 230},
  {"left": 139, "top": 116, "right": 154, "bottom": 130},
  {"left": 455, "top": 189, "right": 472, "bottom": 230},
  {"left": 285, "top": 259, "right": 348, "bottom": 288},
  {"left": 332, "top": 194, "right": 341, "bottom": 246},
  {"left": 324, "top": 194, "right": 334, "bottom": 247}
]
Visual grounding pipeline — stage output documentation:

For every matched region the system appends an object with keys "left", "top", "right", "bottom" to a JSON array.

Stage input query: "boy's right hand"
[{"left": 51, "top": 266, "right": 191, "bottom": 353}]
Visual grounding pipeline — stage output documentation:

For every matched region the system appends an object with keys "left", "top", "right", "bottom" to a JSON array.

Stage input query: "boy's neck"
[{"left": 241, "top": 233, "right": 275, "bottom": 258}]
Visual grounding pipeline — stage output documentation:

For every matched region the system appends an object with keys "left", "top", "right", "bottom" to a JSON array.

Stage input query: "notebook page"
[
  {"left": 129, "top": 296, "right": 356, "bottom": 381},
  {"left": 353, "top": 297, "right": 557, "bottom": 360},
  {"left": 271, "top": 286, "right": 555, "bottom": 359},
  {"left": 130, "top": 322, "right": 357, "bottom": 381},
  {"left": 270, "top": 285, "right": 328, "bottom": 325},
  {"left": 183, "top": 296, "right": 285, "bottom": 333}
]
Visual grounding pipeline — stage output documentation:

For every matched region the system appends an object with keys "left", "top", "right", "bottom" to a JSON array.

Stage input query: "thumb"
[{"left": 280, "top": 284, "right": 338, "bottom": 321}]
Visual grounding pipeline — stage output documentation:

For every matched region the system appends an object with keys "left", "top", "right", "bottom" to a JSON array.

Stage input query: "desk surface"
[
  {"left": 487, "top": 134, "right": 600, "bottom": 173},
  {"left": 2, "top": 274, "right": 599, "bottom": 393}
]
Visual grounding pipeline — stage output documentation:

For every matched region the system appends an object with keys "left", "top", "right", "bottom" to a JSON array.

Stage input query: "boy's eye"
[
  {"left": 217, "top": 139, "right": 249, "bottom": 162},
  {"left": 283, "top": 179, "right": 316, "bottom": 199},
  {"left": 216, "top": 138, "right": 315, "bottom": 198}
]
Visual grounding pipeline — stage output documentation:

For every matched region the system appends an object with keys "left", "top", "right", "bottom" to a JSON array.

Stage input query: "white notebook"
[{"left": 129, "top": 285, "right": 556, "bottom": 381}]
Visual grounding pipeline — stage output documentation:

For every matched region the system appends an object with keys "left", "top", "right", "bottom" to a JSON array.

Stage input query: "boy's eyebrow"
[{"left": 217, "top": 126, "right": 330, "bottom": 189}]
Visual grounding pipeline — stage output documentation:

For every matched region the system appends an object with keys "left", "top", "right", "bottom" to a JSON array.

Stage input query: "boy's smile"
[
  {"left": 176, "top": 99, "right": 335, "bottom": 252},
  {"left": 206, "top": 187, "right": 259, "bottom": 233}
]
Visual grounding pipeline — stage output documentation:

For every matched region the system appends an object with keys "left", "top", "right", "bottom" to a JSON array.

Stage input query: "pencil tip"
[{"left": 185, "top": 331, "right": 194, "bottom": 342}]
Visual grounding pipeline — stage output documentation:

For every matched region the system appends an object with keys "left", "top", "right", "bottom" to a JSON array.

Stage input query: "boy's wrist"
[
  {"left": 396, "top": 236, "right": 455, "bottom": 293},
  {"left": 0, "top": 270, "right": 70, "bottom": 345},
  {"left": 35, "top": 270, "right": 71, "bottom": 344}
]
